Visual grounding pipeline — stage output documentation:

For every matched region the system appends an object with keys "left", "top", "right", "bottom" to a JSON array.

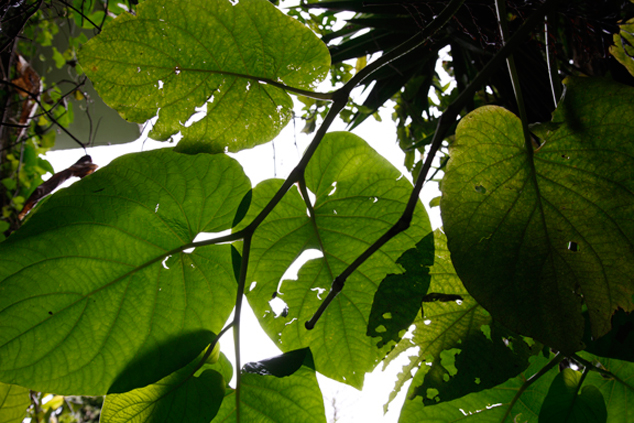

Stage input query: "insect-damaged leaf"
[
  {"left": 239, "top": 132, "right": 431, "bottom": 389},
  {"left": 79, "top": 0, "right": 330, "bottom": 154},
  {"left": 440, "top": 77, "right": 634, "bottom": 353},
  {"left": 384, "top": 230, "right": 538, "bottom": 409},
  {"left": 0, "top": 149, "right": 251, "bottom": 395}
]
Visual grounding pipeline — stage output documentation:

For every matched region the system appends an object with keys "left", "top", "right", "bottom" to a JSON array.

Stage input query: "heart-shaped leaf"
[
  {"left": 0, "top": 149, "right": 250, "bottom": 395},
  {"left": 440, "top": 77, "right": 634, "bottom": 353},
  {"left": 240, "top": 132, "right": 431, "bottom": 388},
  {"left": 539, "top": 368, "right": 607, "bottom": 423},
  {"left": 79, "top": 0, "right": 330, "bottom": 153}
]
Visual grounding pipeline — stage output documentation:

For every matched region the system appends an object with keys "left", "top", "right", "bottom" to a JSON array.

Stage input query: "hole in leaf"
[
  {"left": 279, "top": 249, "right": 323, "bottom": 287},
  {"left": 328, "top": 181, "right": 337, "bottom": 196},
  {"left": 310, "top": 287, "right": 326, "bottom": 300},
  {"left": 382, "top": 312, "right": 392, "bottom": 319},
  {"left": 269, "top": 296, "right": 289, "bottom": 318},
  {"left": 474, "top": 185, "right": 486, "bottom": 194},
  {"left": 568, "top": 241, "right": 579, "bottom": 252},
  {"left": 183, "top": 103, "right": 207, "bottom": 127},
  {"left": 249, "top": 281, "right": 257, "bottom": 292}
]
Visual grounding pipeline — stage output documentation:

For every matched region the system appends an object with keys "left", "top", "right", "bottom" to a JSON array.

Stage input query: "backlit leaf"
[
  {"left": 240, "top": 132, "right": 431, "bottom": 388},
  {"left": 212, "top": 351, "right": 325, "bottom": 423},
  {"left": 398, "top": 354, "right": 558, "bottom": 423},
  {"left": 539, "top": 368, "right": 607, "bottom": 423},
  {"left": 79, "top": 0, "right": 330, "bottom": 153},
  {"left": 385, "top": 230, "right": 538, "bottom": 408},
  {"left": 0, "top": 149, "right": 251, "bottom": 395},
  {"left": 0, "top": 383, "right": 29, "bottom": 423},
  {"left": 440, "top": 77, "right": 634, "bottom": 353}
]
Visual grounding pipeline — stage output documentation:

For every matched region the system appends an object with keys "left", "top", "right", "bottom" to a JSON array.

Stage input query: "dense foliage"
[{"left": 1, "top": 0, "right": 634, "bottom": 422}]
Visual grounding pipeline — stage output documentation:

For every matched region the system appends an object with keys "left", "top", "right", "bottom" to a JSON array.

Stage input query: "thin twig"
[{"left": 306, "top": 0, "right": 564, "bottom": 330}]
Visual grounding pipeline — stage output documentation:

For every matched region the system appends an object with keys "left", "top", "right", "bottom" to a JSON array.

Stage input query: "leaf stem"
[
  {"left": 499, "top": 352, "right": 563, "bottom": 423},
  {"left": 233, "top": 234, "right": 252, "bottom": 423},
  {"left": 306, "top": 0, "right": 564, "bottom": 330}
]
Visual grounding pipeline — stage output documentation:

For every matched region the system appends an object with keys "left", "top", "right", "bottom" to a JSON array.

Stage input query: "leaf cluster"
[{"left": 1, "top": 0, "right": 634, "bottom": 423}]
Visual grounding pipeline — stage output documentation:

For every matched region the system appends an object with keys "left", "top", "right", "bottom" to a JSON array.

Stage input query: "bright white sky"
[{"left": 42, "top": 18, "right": 453, "bottom": 422}]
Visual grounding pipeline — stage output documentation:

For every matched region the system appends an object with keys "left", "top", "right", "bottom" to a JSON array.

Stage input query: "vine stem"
[
  {"left": 306, "top": 0, "right": 564, "bottom": 330},
  {"left": 499, "top": 352, "right": 563, "bottom": 423}
]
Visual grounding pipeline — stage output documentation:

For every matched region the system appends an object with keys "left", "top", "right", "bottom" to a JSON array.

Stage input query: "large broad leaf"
[
  {"left": 440, "top": 77, "right": 634, "bottom": 353},
  {"left": 212, "top": 350, "right": 325, "bottom": 423},
  {"left": 398, "top": 354, "right": 558, "bottom": 423},
  {"left": 384, "top": 230, "right": 538, "bottom": 410},
  {"left": 0, "top": 383, "right": 29, "bottom": 423},
  {"left": 539, "top": 368, "right": 607, "bottom": 423},
  {"left": 79, "top": 0, "right": 330, "bottom": 154},
  {"left": 0, "top": 149, "right": 250, "bottom": 395},
  {"left": 240, "top": 132, "right": 431, "bottom": 388},
  {"left": 101, "top": 351, "right": 232, "bottom": 423}
]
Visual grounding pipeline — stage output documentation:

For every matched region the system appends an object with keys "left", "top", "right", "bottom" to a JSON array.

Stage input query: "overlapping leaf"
[
  {"left": 581, "top": 353, "right": 634, "bottom": 422},
  {"left": 0, "top": 149, "right": 250, "bottom": 395},
  {"left": 0, "top": 383, "right": 29, "bottom": 423},
  {"left": 101, "top": 351, "right": 233, "bottom": 423},
  {"left": 239, "top": 132, "right": 431, "bottom": 388},
  {"left": 441, "top": 77, "right": 634, "bottom": 353},
  {"left": 79, "top": 0, "right": 330, "bottom": 153},
  {"left": 385, "top": 230, "right": 537, "bottom": 409},
  {"left": 539, "top": 368, "right": 607, "bottom": 423},
  {"left": 398, "top": 354, "right": 558, "bottom": 423},
  {"left": 212, "top": 350, "right": 325, "bottom": 423}
]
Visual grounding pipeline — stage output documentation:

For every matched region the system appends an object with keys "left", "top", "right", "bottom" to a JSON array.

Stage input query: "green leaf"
[
  {"left": 398, "top": 354, "right": 558, "bottom": 423},
  {"left": 440, "top": 77, "right": 634, "bottom": 353},
  {"left": 0, "top": 382, "right": 30, "bottom": 423},
  {"left": 243, "top": 348, "right": 314, "bottom": 377},
  {"left": 0, "top": 149, "right": 251, "bottom": 395},
  {"left": 583, "top": 309, "right": 634, "bottom": 362},
  {"left": 212, "top": 359, "right": 326, "bottom": 423},
  {"left": 610, "top": 18, "right": 634, "bottom": 77},
  {"left": 575, "top": 352, "right": 634, "bottom": 422},
  {"left": 539, "top": 368, "right": 607, "bottom": 423},
  {"left": 366, "top": 231, "right": 433, "bottom": 349},
  {"left": 385, "top": 230, "right": 538, "bottom": 408},
  {"left": 79, "top": 0, "right": 330, "bottom": 154},
  {"left": 101, "top": 353, "right": 226, "bottom": 423},
  {"left": 241, "top": 132, "right": 431, "bottom": 389}
]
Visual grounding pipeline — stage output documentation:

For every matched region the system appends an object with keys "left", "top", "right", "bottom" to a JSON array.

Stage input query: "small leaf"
[
  {"left": 539, "top": 368, "right": 607, "bottom": 423},
  {"left": 610, "top": 18, "right": 634, "bottom": 77},
  {"left": 79, "top": 0, "right": 330, "bottom": 153},
  {"left": 243, "top": 348, "right": 313, "bottom": 377},
  {"left": 441, "top": 77, "right": 634, "bottom": 353}
]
